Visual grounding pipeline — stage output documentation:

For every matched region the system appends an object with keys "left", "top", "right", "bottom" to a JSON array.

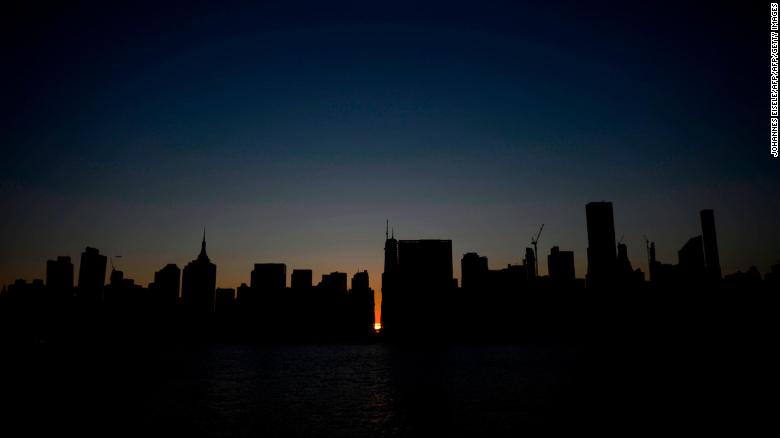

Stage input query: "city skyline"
[
  {"left": 4, "top": 203, "right": 777, "bottom": 324},
  {"left": 1, "top": 3, "right": 774, "bottom": 435},
  {"left": 2, "top": 2, "right": 777, "bottom": 314}
]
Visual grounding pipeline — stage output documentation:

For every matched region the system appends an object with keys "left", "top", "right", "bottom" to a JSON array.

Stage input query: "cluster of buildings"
[
  {"left": 1, "top": 202, "right": 778, "bottom": 341},
  {"left": 379, "top": 203, "right": 779, "bottom": 337}
]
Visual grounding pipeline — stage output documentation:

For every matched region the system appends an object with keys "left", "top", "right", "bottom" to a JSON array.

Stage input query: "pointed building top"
[
  {"left": 386, "top": 219, "right": 389, "bottom": 240},
  {"left": 198, "top": 228, "right": 209, "bottom": 261}
]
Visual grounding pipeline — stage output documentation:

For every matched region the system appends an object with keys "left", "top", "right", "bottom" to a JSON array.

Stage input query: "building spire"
[
  {"left": 198, "top": 227, "right": 208, "bottom": 261},
  {"left": 386, "top": 219, "right": 389, "bottom": 240},
  {"left": 392, "top": 227, "right": 394, "bottom": 239}
]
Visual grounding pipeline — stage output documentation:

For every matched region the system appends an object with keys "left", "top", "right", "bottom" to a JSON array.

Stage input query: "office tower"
[
  {"left": 381, "top": 223, "right": 399, "bottom": 330},
  {"left": 383, "top": 238, "right": 453, "bottom": 336},
  {"left": 153, "top": 264, "right": 180, "bottom": 307},
  {"left": 110, "top": 268, "right": 124, "bottom": 286},
  {"left": 181, "top": 231, "right": 217, "bottom": 313},
  {"left": 46, "top": 256, "right": 73, "bottom": 292},
  {"left": 351, "top": 270, "right": 369, "bottom": 291},
  {"left": 461, "top": 252, "right": 489, "bottom": 290},
  {"left": 678, "top": 236, "right": 706, "bottom": 283},
  {"left": 700, "top": 209, "right": 722, "bottom": 281},
  {"left": 215, "top": 288, "right": 235, "bottom": 313},
  {"left": 384, "top": 223, "right": 398, "bottom": 273},
  {"left": 586, "top": 201, "right": 617, "bottom": 288},
  {"left": 350, "top": 270, "right": 375, "bottom": 335},
  {"left": 78, "top": 247, "right": 107, "bottom": 301},
  {"left": 548, "top": 246, "right": 575, "bottom": 282},
  {"left": 291, "top": 269, "right": 313, "bottom": 289},
  {"left": 616, "top": 243, "right": 633, "bottom": 276},
  {"left": 319, "top": 272, "right": 348, "bottom": 293},
  {"left": 398, "top": 240, "right": 453, "bottom": 284},
  {"left": 251, "top": 263, "right": 287, "bottom": 291}
]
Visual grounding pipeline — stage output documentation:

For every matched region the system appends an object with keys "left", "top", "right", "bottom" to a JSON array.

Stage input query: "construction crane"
[{"left": 531, "top": 224, "right": 544, "bottom": 277}]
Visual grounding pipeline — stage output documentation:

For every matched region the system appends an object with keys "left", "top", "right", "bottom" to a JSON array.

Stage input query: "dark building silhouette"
[
  {"left": 110, "top": 268, "right": 124, "bottom": 286},
  {"left": 351, "top": 270, "right": 370, "bottom": 291},
  {"left": 548, "top": 246, "right": 575, "bottom": 282},
  {"left": 461, "top": 252, "right": 489, "bottom": 290},
  {"left": 523, "top": 248, "right": 537, "bottom": 280},
  {"left": 150, "top": 264, "right": 180, "bottom": 309},
  {"left": 381, "top": 223, "right": 399, "bottom": 330},
  {"left": 46, "top": 256, "right": 73, "bottom": 293},
  {"left": 700, "top": 209, "right": 722, "bottom": 281},
  {"left": 181, "top": 232, "right": 217, "bottom": 314},
  {"left": 215, "top": 288, "right": 236, "bottom": 313},
  {"left": 586, "top": 202, "right": 617, "bottom": 289},
  {"left": 236, "top": 283, "right": 251, "bottom": 301},
  {"left": 616, "top": 243, "right": 644, "bottom": 286},
  {"left": 251, "top": 263, "right": 287, "bottom": 290},
  {"left": 384, "top": 222, "right": 398, "bottom": 273},
  {"left": 765, "top": 261, "right": 780, "bottom": 285},
  {"left": 240, "top": 263, "right": 288, "bottom": 339},
  {"left": 678, "top": 236, "right": 706, "bottom": 284},
  {"left": 349, "top": 270, "right": 375, "bottom": 335},
  {"left": 77, "top": 247, "right": 107, "bottom": 302},
  {"left": 382, "top": 237, "right": 453, "bottom": 337},
  {"left": 724, "top": 266, "right": 762, "bottom": 289},
  {"left": 104, "top": 268, "right": 144, "bottom": 310},
  {"left": 319, "top": 272, "right": 348, "bottom": 293},
  {"left": 291, "top": 269, "right": 313, "bottom": 290},
  {"left": 398, "top": 240, "right": 453, "bottom": 284}
]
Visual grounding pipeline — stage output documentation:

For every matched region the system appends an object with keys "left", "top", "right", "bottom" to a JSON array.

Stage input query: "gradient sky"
[{"left": 1, "top": 1, "right": 777, "bottom": 320}]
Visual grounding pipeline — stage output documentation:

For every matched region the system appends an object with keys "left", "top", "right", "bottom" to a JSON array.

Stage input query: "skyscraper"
[
  {"left": 548, "top": 246, "right": 575, "bottom": 282},
  {"left": 381, "top": 222, "right": 399, "bottom": 330},
  {"left": 350, "top": 270, "right": 375, "bottom": 335},
  {"left": 251, "top": 263, "right": 287, "bottom": 291},
  {"left": 181, "top": 231, "right": 217, "bottom": 314},
  {"left": 383, "top": 237, "right": 453, "bottom": 336},
  {"left": 319, "top": 272, "right": 348, "bottom": 293},
  {"left": 78, "top": 247, "right": 107, "bottom": 301},
  {"left": 461, "top": 252, "right": 489, "bottom": 290},
  {"left": 586, "top": 202, "right": 617, "bottom": 288},
  {"left": 152, "top": 263, "right": 180, "bottom": 308},
  {"left": 700, "top": 209, "right": 722, "bottom": 281},
  {"left": 678, "top": 235, "right": 706, "bottom": 284},
  {"left": 291, "top": 269, "right": 313, "bottom": 290},
  {"left": 46, "top": 256, "right": 73, "bottom": 292},
  {"left": 351, "top": 270, "right": 370, "bottom": 291}
]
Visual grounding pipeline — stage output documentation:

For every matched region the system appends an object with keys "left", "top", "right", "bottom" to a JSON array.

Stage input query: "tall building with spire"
[
  {"left": 181, "top": 230, "right": 217, "bottom": 314},
  {"left": 381, "top": 220, "right": 398, "bottom": 330}
]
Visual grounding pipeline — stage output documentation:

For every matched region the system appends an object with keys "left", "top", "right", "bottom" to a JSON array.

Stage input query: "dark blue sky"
[{"left": 1, "top": 1, "right": 776, "bottom": 308}]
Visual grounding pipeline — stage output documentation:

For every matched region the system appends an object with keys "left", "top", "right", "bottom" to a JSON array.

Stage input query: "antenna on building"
[{"left": 386, "top": 220, "right": 389, "bottom": 240}]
